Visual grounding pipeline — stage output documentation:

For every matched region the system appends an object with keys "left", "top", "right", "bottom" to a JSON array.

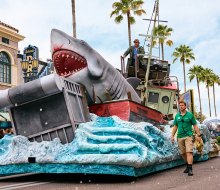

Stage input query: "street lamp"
[
  {"left": 32, "top": 59, "right": 39, "bottom": 80},
  {"left": 32, "top": 59, "right": 39, "bottom": 69},
  {"left": 21, "top": 59, "right": 39, "bottom": 83},
  {"left": 21, "top": 60, "right": 29, "bottom": 71}
]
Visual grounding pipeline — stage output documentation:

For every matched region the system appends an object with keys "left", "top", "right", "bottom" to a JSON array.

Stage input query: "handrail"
[{"left": 120, "top": 56, "right": 125, "bottom": 76}]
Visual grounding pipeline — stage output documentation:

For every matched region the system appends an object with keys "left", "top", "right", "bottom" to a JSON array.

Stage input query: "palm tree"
[
  {"left": 215, "top": 75, "right": 220, "bottom": 116},
  {"left": 110, "top": 0, "right": 146, "bottom": 47},
  {"left": 201, "top": 68, "right": 213, "bottom": 117},
  {"left": 209, "top": 73, "right": 220, "bottom": 117},
  {"left": 71, "top": 0, "right": 76, "bottom": 37},
  {"left": 172, "top": 45, "right": 195, "bottom": 92},
  {"left": 153, "top": 24, "right": 173, "bottom": 60},
  {"left": 188, "top": 65, "right": 204, "bottom": 118}
]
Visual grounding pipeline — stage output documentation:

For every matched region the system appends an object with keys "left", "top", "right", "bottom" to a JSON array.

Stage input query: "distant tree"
[
  {"left": 153, "top": 24, "right": 173, "bottom": 60},
  {"left": 188, "top": 65, "right": 204, "bottom": 118},
  {"left": 209, "top": 73, "right": 220, "bottom": 117},
  {"left": 172, "top": 45, "right": 195, "bottom": 92},
  {"left": 217, "top": 136, "right": 220, "bottom": 146},
  {"left": 201, "top": 68, "right": 213, "bottom": 117},
  {"left": 110, "top": 0, "right": 146, "bottom": 47}
]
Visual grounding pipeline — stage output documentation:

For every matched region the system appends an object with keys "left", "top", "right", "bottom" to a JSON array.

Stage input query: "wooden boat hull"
[{"left": 89, "top": 100, "right": 167, "bottom": 125}]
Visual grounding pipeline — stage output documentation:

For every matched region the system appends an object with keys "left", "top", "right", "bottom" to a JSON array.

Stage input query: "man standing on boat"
[
  {"left": 171, "top": 101, "right": 202, "bottom": 176},
  {"left": 123, "top": 39, "right": 146, "bottom": 70}
]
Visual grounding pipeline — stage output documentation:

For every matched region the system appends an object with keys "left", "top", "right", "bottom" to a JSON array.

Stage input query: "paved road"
[{"left": 0, "top": 156, "right": 219, "bottom": 190}]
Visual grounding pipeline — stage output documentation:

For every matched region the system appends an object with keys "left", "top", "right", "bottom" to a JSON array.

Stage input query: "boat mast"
[{"left": 142, "top": 0, "right": 159, "bottom": 103}]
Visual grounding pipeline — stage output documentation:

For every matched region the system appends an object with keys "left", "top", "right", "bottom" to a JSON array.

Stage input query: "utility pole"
[
  {"left": 71, "top": 0, "right": 76, "bottom": 38},
  {"left": 140, "top": 0, "right": 159, "bottom": 104},
  {"left": 144, "top": 0, "right": 159, "bottom": 92}
]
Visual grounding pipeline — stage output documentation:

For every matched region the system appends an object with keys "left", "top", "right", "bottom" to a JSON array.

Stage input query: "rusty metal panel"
[{"left": 9, "top": 75, "right": 89, "bottom": 144}]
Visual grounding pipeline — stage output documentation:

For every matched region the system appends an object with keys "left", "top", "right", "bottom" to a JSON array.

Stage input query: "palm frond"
[
  {"left": 134, "top": 9, "right": 146, "bottom": 16},
  {"left": 110, "top": 9, "right": 120, "bottom": 17},
  {"left": 114, "top": 15, "right": 124, "bottom": 23},
  {"left": 172, "top": 57, "right": 178, "bottom": 63},
  {"left": 166, "top": 40, "right": 173, "bottom": 46},
  {"left": 188, "top": 74, "right": 195, "bottom": 82},
  {"left": 112, "top": 2, "right": 123, "bottom": 9},
  {"left": 129, "top": 16, "right": 135, "bottom": 24}
]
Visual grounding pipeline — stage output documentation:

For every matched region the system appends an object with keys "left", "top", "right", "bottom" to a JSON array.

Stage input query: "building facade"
[{"left": 0, "top": 21, "right": 25, "bottom": 90}]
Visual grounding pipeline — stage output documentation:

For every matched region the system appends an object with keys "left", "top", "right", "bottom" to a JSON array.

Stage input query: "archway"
[{"left": 0, "top": 51, "right": 11, "bottom": 84}]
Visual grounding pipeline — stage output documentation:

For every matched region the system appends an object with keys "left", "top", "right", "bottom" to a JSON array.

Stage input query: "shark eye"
[
  {"left": 68, "top": 39, "right": 71, "bottom": 44},
  {"left": 80, "top": 40, "right": 92, "bottom": 51},
  {"left": 81, "top": 40, "right": 87, "bottom": 45}
]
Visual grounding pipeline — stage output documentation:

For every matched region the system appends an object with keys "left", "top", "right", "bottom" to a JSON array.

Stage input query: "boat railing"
[
  {"left": 120, "top": 55, "right": 171, "bottom": 83},
  {"left": 148, "top": 78, "right": 170, "bottom": 86},
  {"left": 120, "top": 56, "right": 127, "bottom": 78}
]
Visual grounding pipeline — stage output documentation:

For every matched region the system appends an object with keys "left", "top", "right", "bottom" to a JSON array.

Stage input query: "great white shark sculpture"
[
  {"left": 0, "top": 29, "right": 141, "bottom": 108},
  {"left": 51, "top": 29, "right": 141, "bottom": 105}
]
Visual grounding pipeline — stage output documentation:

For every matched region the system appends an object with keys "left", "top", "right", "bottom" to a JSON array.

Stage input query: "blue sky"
[{"left": 1, "top": 0, "right": 220, "bottom": 117}]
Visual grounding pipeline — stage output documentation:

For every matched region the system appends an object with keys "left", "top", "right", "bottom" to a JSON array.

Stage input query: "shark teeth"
[{"left": 53, "top": 50, "right": 87, "bottom": 77}]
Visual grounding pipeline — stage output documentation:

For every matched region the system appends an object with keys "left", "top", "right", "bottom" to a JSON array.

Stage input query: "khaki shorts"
[{"left": 177, "top": 136, "right": 194, "bottom": 154}]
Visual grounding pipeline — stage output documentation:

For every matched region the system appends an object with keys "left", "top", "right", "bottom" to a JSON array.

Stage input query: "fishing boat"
[
  {"left": 89, "top": 57, "right": 178, "bottom": 125},
  {"left": 89, "top": 0, "right": 179, "bottom": 126}
]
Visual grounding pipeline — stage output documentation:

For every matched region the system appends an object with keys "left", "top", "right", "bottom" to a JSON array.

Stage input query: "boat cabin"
[{"left": 122, "top": 57, "right": 178, "bottom": 119}]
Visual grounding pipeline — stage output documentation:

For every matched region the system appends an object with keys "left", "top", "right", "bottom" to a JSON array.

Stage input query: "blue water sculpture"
[
  {"left": 203, "top": 117, "right": 220, "bottom": 137},
  {"left": 0, "top": 115, "right": 211, "bottom": 177}
]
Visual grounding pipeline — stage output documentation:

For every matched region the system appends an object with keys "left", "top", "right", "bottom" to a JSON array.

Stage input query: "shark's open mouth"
[{"left": 52, "top": 50, "right": 87, "bottom": 77}]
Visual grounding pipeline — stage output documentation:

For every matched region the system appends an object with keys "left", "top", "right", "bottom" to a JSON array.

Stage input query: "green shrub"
[{"left": 217, "top": 136, "right": 220, "bottom": 145}]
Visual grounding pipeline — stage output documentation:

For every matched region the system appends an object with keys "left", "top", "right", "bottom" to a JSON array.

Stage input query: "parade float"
[{"left": 0, "top": 0, "right": 213, "bottom": 177}]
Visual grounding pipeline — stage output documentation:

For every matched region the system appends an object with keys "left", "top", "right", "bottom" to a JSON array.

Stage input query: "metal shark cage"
[{"left": 5, "top": 74, "right": 90, "bottom": 144}]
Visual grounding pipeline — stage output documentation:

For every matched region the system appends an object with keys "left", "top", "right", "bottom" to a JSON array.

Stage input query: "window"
[
  {"left": 148, "top": 92, "right": 159, "bottom": 103},
  {"left": 162, "top": 96, "right": 170, "bottom": 103},
  {"left": 0, "top": 52, "right": 11, "bottom": 83},
  {"left": 2, "top": 37, "right": 9, "bottom": 45}
]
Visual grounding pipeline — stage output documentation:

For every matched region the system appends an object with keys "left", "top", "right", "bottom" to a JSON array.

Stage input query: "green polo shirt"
[{"left": 173, "top": 111, "right": 197, "bottom": 138}]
